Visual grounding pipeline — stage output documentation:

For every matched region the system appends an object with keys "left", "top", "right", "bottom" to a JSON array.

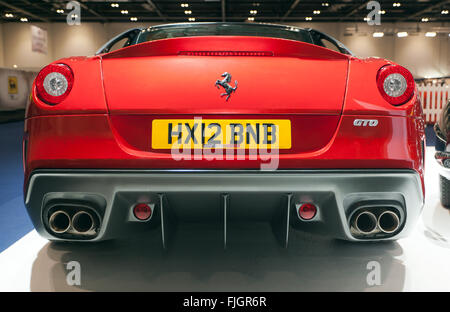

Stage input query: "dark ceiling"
[{"left": 0, "top": 0, "right": 449, "bottom": 23}]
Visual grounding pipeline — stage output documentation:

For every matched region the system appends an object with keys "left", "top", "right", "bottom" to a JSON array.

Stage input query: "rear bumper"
[
  {"left": 25, "top": 169, "right": 424, "bottom": 244},
  {"left": 24, "top": 114, "right": 425, "bottom": 182}
]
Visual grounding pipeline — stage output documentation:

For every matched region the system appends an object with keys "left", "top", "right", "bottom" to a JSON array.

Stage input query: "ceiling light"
[
  {"left": 188, "top": 17, "right": 195, "bottom": 22},
  {"left": 5, "top": 13, "right": 14, "bottom": 18},
  {"left": 13, "top": 65, "right": 18, "bottom": 68},
  {"left": 20, "top": 17, "right": 28, "bottom": 22},
  {"left": 305, "top": 17, "right": 312, "bottom": 21},
  {"left": 442, "top": 10, "right": 449, "bottom": 15},
  {"left": 248, "top": 17, "right": 255, "bottom": 21},
  {"left": 393, "top": 3, "right": 401, "bottom": 7},
  {"left": 397, "top": 32, "right": 408, "bottom": 37},
  {"left": 421, "top": 17, "right": 429, "bottom": 22},
  {"left": 363, "top": 17, "right": 370, "bottom": 21},
  {"left": 322, "top": 3, "right": 329, "bottom": 7},
  {"left": 111, "top": 3, "right": 119, "bottom": 8},
  {"left": 373, "top": 32, "right": 384, "bottom": 38},
  {"left": 313, "top": 10, "right": 321, "bottom": 14},
  {"left": 56, "top": 9, "right": 64, "bottom": 14},
  {"left": 378, "top": 10, "right": 386, "bottom": 14},
  {"left": 130, "top": 17, "right": 138, "bottom": 22},
  {"left": 425, "top": 32, "right": 437, "bottom": 37},
  {"left": 184, "top": 10, "right": 192, "bottom": 14},
  {"left": 181, "top": 3, "right": 189, "bottom": 8},
  {"left": 250, "top": 10, "right": 257, "bottom": 15}
]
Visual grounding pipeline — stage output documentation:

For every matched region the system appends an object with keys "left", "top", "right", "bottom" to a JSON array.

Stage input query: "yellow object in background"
[{"left": 8, "top": 76, "right": 18, "bottom": 94}]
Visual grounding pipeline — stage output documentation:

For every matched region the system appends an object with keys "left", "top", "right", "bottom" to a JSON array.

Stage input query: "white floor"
[{"left": 1, "top": 146, "right": 450, "bottom": 292}]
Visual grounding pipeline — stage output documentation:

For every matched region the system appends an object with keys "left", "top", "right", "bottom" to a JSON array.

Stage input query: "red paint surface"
[{"left": 24, "top": 36, "right": 425, "bottom": 197}]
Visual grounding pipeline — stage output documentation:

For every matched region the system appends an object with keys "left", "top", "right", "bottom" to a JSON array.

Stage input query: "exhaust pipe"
[
  {"left": 49, "top": 210, "right": 71, "bottom": 234},
  {"left": 72, "top": 211, "right": 95, "bottom": 233},
  {"left": 378, "top": 211, "right": 400, "bottom": 234},
  {"left": 353, "top": 211, "right": 377, "bottom": 234}
]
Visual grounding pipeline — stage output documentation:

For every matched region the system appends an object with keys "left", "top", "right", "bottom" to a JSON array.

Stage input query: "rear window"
[{"left": 136, "top": 23, "right": 313, "bottom": 44}]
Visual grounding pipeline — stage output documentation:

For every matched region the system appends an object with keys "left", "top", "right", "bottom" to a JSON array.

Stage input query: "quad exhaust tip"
[
  {"left": 49, "top": 210, "right": 71, "bottom": 234},
  {"left": 352, "top": 208, "right": 401, "bottom": 237},
  {"left": 72, "top": 211, "right": 95, "bottom": 233},
  {"left": 377, "top": 210, "right": 400, "bottom": 234},
  {"left": 48, "top": 209, "right": 97, "bottom": 235},
  {"left": 354, "top": 211, "right": 378, "bottom": 234}
]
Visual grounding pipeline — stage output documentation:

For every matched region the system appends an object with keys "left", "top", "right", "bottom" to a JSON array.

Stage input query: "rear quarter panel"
[{"left": 27, "top": 56, "right": 107, "bottom": 117}]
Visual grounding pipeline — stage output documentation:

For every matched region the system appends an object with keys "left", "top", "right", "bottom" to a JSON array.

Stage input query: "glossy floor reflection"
[
  {"left": 29, "top": 225, "right": 405, "bottom": 292},
  {"left": 0, "top": 146, "right": 449, "bottom": 291}
]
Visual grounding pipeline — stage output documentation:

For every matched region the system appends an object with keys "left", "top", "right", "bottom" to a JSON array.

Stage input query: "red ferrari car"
[{"left": 23, "top": 23, "right": 425, "bottom": 246}]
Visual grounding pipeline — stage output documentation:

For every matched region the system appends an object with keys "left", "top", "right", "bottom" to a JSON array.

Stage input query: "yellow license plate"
[{"left": 152, "top": 119, "right": 291, "bottom": 149}]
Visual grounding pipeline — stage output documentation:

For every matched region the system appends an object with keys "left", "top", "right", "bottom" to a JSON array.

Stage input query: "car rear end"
[
  {"left": 23, "top": 24, "right": 425, "bottom": 246},
  {"left": 433, "top": 99, "right": 450, "bottom": 208}
]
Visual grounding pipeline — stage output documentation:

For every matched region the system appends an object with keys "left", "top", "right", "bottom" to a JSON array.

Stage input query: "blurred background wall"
[
  {"left": 0, "top": 21, "right": 448, "bottom": 116},
  {"left": 0, "top": 23, "right": 4, "bottom": 68},
  {"left": 0, "top": 21, "right": 448, "bottom": 78}
]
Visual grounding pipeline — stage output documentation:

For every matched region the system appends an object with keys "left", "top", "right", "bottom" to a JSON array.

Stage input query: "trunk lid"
[
  {"left": 101, "top": 37, "right": 348, "bottom": 154},
  {"left": 101, "top": 36, "right": 349, "bottom": 115}
]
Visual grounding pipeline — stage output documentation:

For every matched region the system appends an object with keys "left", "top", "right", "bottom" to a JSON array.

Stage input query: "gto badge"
[
  {"left": 353, "top": 119, "right": 379, "bottom": 127},
  {"left": 215, "top": 72, "right": 238, "bottom": 101}
]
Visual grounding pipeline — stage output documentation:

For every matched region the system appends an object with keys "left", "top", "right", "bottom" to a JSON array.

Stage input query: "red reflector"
[
  {"left": 133, "top": 203, "right": 152, "bottom": 221},
  {"left": 179, "top": 51, "right": 273, "bottom": 56},
  {"left": 298, "top": 203, "right": 317, "bottom": 220}
]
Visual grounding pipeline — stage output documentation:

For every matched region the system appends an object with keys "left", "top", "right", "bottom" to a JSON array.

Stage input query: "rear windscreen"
[{"left": 136, "top": 23, "right": 313, "bottom": 44}]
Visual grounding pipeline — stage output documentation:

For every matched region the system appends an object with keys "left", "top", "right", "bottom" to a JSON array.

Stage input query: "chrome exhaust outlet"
[
  {"left": 49, "top": 210, "right": 71, "bottom": 234},
  {"left": 72, "top": 211, "right": 95, "bottom": 233},
  {"left": 377, "top": 211, "right": 400, "bottom": 234},
  {"left": 353, "top": 211, "right": 377, "bottom": 234}
]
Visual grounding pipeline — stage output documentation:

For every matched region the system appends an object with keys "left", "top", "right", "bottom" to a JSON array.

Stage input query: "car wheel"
[{"left": 440, "top": 175, "right": 450, "bottom": 208}]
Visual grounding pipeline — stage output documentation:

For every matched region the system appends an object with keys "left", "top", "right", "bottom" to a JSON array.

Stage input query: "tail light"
[
  {"left": 376, "top": 65, "right": 415, "bottom": 105},
  {"left": 35, "top": 63, "right": 74, "bottom": 105}
]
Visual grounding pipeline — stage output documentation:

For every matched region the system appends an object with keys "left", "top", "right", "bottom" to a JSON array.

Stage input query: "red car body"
[{"left": 23, "top": 23, "right": 425, "bottom": 245}]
